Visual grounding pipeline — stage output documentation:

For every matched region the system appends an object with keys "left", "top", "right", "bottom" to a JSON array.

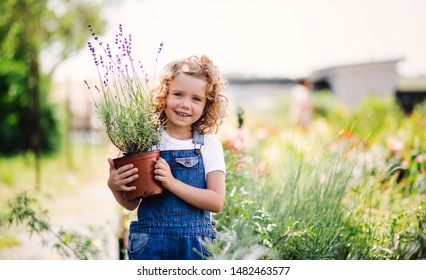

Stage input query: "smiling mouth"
[{"left": 175, "top": 111, "right": 191, "bottom": 117}]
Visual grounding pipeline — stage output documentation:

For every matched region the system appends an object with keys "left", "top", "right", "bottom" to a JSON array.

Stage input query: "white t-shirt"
[{"left": 157, "top": 131, "right": 226, "bottom": 178}]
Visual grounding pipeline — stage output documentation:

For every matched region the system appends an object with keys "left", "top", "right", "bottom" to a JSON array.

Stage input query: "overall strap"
[{"left": 192, "top": 129, "right": 204, "bottom": 154}]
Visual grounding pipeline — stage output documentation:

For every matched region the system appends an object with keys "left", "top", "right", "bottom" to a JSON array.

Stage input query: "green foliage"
[
  {"left": 0, "top": 0, "right": 107, "bottom": 156},
  {"left": 0, "top": 206, "right": 20, "bottom": 249},
  {"left": 215, "top": 145, "right": 356, "bottom": 259},
  {"left": 311, "top": 90, "right": 348, "bottom": 122},
  {"left": 214, "top": 94, "right": 425, "bottom": 259},
  {"left": 85, "top": 25, "right": 162, "bottom": 154},
  {"left": 342, "top": 96, "right": 405, "bottom": 145},
  {"left": 260, "top": 145, "right": 357, "bottom": 259},
  {"left": 0, "top": 84, "right": 61, "bottom": 155},
  {"left": 348, "top": 165, "right": 426, "bottom": 260},
  {"left": 6, "top": 192, "right": 104, "bottom": 260},
  {"left": 367, "top": 207, "right": 426, "bottom": 260},
  {"left": 206, "top": 220, "right": 270, "bottom": 260}
]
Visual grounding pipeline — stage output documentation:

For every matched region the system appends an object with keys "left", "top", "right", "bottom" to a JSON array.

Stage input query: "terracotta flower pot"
[{"left": 113, "top": 150, "right": 163, "bottom": 200}]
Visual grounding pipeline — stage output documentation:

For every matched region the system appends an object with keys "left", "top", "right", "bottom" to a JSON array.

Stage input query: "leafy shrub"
[{"left": 6, "top": 192, "right": 105, "bottom": 259}]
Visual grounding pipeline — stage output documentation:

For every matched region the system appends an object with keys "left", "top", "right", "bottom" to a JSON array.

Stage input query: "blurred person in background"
[{"left": 290, "top": 78, "right": 313, "bottom": 129}]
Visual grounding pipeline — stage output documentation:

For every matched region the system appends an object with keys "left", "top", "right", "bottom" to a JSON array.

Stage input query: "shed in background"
[{"left": 311, "top": 59, "right": 401, "bottom": 108}]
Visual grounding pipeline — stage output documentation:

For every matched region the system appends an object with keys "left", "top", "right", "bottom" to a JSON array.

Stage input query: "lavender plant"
[{"left": 85, "top": 24, "right": 163, "bottom": 155}]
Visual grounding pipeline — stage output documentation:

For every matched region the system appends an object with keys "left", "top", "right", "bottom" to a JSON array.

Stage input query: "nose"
[{"left": 180, "top": 97, "right": 190, "bottom": 108}]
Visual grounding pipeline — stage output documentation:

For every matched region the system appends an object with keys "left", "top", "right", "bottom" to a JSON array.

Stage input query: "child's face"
[{"left": 164, "top": 73, "right": 207, "bottom": 133}]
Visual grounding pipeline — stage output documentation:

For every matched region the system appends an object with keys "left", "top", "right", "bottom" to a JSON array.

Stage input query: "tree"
[{"left": 0, "top": 0, "right": 108, "bottom": 189}]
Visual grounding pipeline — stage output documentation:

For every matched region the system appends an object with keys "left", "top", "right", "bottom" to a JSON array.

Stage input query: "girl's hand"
[
  {"left": 107, "top": 158, "right": 139, "bottom": 192},
  {"left": 154, "top": 158, "right": 176, "bottom": 190}
]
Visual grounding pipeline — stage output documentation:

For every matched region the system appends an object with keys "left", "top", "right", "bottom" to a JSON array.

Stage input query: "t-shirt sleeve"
[{"left": 202, "top": 136, "right": 226, "bottom": 176}]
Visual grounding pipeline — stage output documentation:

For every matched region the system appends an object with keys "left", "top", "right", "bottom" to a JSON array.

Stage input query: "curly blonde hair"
[{"left": 153, "top": 55, "right": 228, "bottom": 134}]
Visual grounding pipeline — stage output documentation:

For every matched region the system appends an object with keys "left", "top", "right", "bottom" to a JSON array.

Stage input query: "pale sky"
[{"left": 53, "top": 0, "right": 426, "bottom": 82}]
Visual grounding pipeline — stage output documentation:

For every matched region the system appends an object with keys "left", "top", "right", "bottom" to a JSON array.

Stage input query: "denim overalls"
[{"left": 127, "top": 130, "right": 217, "bottom": 260}]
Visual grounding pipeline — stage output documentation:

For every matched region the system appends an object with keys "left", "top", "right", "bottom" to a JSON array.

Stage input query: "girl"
[{"left": 107, "top": 55, "right": 228, "bottom": 260}]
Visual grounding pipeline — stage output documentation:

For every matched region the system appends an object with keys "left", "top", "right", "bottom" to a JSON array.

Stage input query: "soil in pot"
[{"left": 113, "top": 150, "right": 163, "bottom": 200}]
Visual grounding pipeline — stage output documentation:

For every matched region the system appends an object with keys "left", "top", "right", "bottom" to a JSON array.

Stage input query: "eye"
[
  {"left": 173, "top": 92, "right": 183, "bottom": 97},
  {"left": 193, "top": 97, "right": 202, "bottom": 102}
]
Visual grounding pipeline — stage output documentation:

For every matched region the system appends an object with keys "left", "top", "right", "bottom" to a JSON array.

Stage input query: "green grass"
[{"left": 212, "top": 94, "right": 426, "bottom": 260}]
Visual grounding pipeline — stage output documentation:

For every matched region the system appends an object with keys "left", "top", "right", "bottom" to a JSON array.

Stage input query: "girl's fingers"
[
  {"left": 155, "top": 158, "right": 170, "bottom": 171},
  {"left": 157, "top": 158, "right": 166, "bottom": 163},
  {"left": 156, "top": 158, "right": 168, "bottom": 166},
  {"left": 154, "top": 168, "right": 166, "bottom": 176},
  {"left": 123, "top": 173, "right": 139, "bottom": 183},
  {"left": 117, "top": 175, "right": 138, "bottom": 192},
  {"left": 119, "top": 167, "right": 138, "bottom": 180},
  {"left": 154, "top": 173, "right": 166, "bottom": 182},
  {"left": 110, "top": 170, "right": 139, "bottom": 192},
  {"left": 121, "top": 185, "right": 137, "bottom": 192},
  {"left": 117, "top": 164, "right": 134, "bottom": 173}
]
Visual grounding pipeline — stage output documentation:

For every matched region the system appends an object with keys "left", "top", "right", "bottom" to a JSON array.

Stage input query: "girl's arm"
[
  {"left": 154, "top": 158, "right": 226, "bottom": 213},
  {"left": 107, "top": 158, "right": 141, "bottom": 211}
]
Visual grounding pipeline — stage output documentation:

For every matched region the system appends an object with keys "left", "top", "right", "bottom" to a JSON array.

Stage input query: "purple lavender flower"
[
  {"left": 158, "top": 42, "right": 164, "bottom": 54},
  {"left": 85, "top": 23, "right": 165, "bottom": 154}
]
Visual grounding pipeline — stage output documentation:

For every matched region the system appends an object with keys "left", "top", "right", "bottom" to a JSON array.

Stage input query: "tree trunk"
[{"left": 29, "top": 55, "right": 41, "bottom": 191}]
